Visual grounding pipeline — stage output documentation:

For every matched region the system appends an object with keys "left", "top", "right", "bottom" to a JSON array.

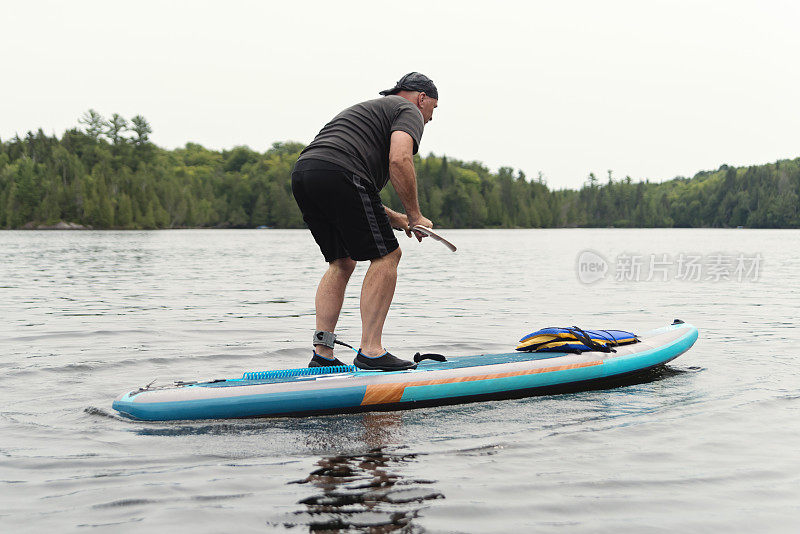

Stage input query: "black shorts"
[{"left": 291, "top": 159, "right": 399, "bottom": 262}]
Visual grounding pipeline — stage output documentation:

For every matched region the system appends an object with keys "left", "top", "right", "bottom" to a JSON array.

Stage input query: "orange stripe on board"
[
  {"left": 360, "top": 360, "right": 602, "bottom": 406},
  {"left": 361, "top": 382, "right": 407, "bottom": 405}
]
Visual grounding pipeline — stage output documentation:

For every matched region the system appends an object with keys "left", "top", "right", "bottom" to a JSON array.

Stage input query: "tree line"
[{"left": 1, "top": 110, "right": 798, "bottom": 229}]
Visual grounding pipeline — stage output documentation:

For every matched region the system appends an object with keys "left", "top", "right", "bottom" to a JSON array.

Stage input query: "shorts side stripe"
[{"left": 353, "top": 177, "right": 388, "bottom": 257}]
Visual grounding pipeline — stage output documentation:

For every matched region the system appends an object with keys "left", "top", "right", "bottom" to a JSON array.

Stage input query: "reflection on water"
[{"left": 288, "top": 413, "right": 444, "bottom": 532}]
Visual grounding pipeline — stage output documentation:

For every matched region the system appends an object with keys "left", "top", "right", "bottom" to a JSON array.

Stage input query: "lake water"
[{"left": 1, "top": 229, "right": 798, "bottom": 533}]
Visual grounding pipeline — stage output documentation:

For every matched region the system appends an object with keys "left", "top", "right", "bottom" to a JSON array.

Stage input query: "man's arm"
[{"left": 388, "top": 131, "right": 432, "bottom": 235}]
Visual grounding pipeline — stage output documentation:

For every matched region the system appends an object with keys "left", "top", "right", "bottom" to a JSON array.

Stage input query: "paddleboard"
[{"left": 112, "top": 321, "right": 698, "bottom": 421}]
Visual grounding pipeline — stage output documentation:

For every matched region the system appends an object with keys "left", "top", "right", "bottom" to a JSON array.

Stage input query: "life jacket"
[{"left": 516, "top": 326, "right": 639, "bottom": 354}]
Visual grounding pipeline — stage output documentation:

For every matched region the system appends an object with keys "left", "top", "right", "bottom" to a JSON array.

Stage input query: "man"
[{"left": 291, "top": 72, "right": 438, "bottom": 371}]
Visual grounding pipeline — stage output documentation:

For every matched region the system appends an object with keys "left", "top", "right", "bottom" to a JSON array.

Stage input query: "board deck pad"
[{"left": 221, "top": 351, "right": 570, "bottom": 387}]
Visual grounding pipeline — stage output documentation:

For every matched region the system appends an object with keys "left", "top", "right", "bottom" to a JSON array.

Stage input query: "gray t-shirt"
[{"left": 297, "top": 96, "right": 425, "bottom": 190}]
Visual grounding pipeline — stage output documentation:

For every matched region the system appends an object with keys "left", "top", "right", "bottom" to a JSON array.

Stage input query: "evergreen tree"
[
  {"left": 116, "top": 193, "right": 133, "bottom": 228},
  {"left": 78, "top": 109, "right": 106, "bottom": 140},
  {"left": 130, "top": 115, "right": 152, "bottom": 145},
  {"left": 106, "top": 113, "right": 129, "bottom": 145}
]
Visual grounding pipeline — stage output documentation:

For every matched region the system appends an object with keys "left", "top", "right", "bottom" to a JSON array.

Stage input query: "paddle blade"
[{"left": 411, "top": 225, "right": 457, "bottom": 252}]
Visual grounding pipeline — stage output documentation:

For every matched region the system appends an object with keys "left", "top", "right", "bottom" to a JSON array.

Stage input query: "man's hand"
[
  {"left": 384, "top": 206, "right": 433, "bottom": 241},
  {"left": 408, "top": 214, "right": 433, "bottom": 242},
  {"left": 385, "top": 207, "right": 412, "bottom": 237}
]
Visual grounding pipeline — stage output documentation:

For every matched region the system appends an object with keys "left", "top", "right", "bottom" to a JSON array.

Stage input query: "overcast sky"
[{"left": 3, "top": 0, "right": 799, "bottom": 189}]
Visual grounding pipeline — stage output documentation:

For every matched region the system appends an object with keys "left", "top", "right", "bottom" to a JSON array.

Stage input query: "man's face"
[{"left": 418, "top": 93, "right": 438, "bottom": 124}]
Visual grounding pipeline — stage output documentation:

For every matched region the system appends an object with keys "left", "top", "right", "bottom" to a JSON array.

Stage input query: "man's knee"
[
  {"left": 373, "top": 246, "right": 401, "bottom": 267},
  {"left": 330, "top": 257, "right": 357, "bottom": 277}
]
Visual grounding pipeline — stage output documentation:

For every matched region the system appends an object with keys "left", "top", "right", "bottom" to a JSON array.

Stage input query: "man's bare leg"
[
  {"left": 359, "top": 247, "right": 402, "bottom": 356},
  {"left": 314, "top": 257, "right": 356, "bottom": 358}
]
